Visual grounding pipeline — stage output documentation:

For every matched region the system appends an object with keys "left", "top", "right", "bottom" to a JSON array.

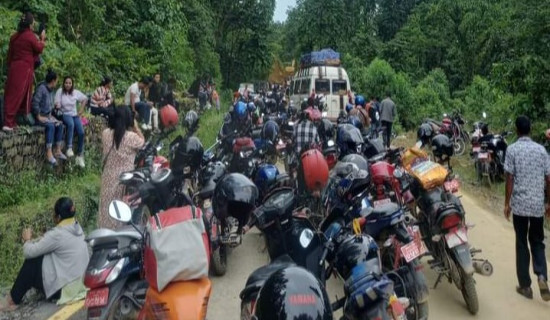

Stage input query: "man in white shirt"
[{"left": 125, "top": 77, "right": 153, "bottom": 130}]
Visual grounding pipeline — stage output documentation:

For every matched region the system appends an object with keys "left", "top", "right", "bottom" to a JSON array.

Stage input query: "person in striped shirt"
[{"left": 90, "top": 77, "right": 114, "bottom": 118}]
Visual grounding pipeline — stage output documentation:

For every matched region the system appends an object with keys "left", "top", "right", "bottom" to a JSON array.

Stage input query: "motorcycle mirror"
[
  {"left": 299, "top": 229, "right": 314, "bottom": 248},
  {"left": 108, "top": 200, "right": 132, "bottom": 223},
  {"left": 482, "top": 112, "right": 487, "bottom": 119}
]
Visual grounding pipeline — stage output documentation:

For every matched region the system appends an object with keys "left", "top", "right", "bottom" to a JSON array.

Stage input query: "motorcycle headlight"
[
  {"left": 105, "top": 257, "right": 127, "bottom": 284},
  {"left": 288, "top": 121, "right": 295, "bottom": 126},
  {"left": 327, "top": 140, "right": 335, "bottom": 147}
]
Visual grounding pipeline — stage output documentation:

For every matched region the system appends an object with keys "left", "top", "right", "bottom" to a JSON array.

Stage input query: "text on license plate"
[
  {"left": 400, "top": 241, "right": 423, "bottom": 263},
  {"left": 444, "top": 227, "right": 468, "bottom": 249},
  {"left": 444, "top": 179, "right": 460, "bottom": 193},
  {"left": 472, "top": 147, "right": 480, "bottom": 152},
  {"left": 85, "top": 287, "right": 109, "bottom": 308},
  {"left": 374, "top": 198, "right": 391, "bottom": 208},
  {"left": 478, "top": 153, "right": 488, "bottom": 159}
]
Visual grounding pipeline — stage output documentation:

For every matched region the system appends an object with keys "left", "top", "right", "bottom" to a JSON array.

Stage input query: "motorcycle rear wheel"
[
  {"left": 107, "top": 294, "right": 139, "bottom": 320},
  {"left": 212, "top": 244, "right": 228, "bottom": 276},
  {"left": 454, "top": 138, "right": 466, "bottom": 156},
  {"left": 460, "top": 271, "right": 479, "bottom": 315}
]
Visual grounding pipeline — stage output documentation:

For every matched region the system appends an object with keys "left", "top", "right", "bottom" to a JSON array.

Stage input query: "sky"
[{"left": 274, "top": 0, "right": 296, "bottom": 22}]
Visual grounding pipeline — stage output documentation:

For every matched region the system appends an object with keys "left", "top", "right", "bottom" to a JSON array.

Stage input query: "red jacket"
[{"left": 7, "top": 29, "right": 44, "bottom": 68}]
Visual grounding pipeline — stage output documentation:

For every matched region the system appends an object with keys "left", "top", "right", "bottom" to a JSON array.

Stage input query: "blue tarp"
[{"left": 300, "top": 49, "right": 341, "bottom": 67}]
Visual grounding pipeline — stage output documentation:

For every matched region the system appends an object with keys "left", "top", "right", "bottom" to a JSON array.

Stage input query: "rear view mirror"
[{"left": 108, "top": 200, "right": 132, "bottom": 223}]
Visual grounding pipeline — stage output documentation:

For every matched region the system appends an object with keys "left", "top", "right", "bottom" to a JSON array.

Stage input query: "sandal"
[{"left": 516, "top": 286, "right": 533, "bottom": 299}]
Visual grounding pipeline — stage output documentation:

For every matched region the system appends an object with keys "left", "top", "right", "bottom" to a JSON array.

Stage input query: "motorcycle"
[{"left": 105, "top": 199, "right": 211, "bottom": 320}]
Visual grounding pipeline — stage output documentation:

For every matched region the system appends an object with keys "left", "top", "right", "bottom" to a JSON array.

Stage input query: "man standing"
[
  {"left": 125, "top": 77, "right": 152, "bottom": 130},
  {"left": 379, "top": 92, "right": 396, "bottom": 148},
  {"left": 504, "top": 116, "right": 550, "bottom": 301}
]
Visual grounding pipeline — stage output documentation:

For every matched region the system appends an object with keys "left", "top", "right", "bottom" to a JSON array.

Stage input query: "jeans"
[
  {"left": 513, "top": 215, "right": 548, "bottom": 287},
  {"left": 135, "top": 102, "right": 151, "bottom": 125},
  {"left": 62, "top": 115, "right": 85, "bottom": 155},
  {"left": 40, "top": 120, "right": 64, "bottom": 149},
  {"left": 381, "top": 120, "right": 393, "bottom": 148},
  {"left": 10, "top": 256, "right": 60, "bottom": 304}
]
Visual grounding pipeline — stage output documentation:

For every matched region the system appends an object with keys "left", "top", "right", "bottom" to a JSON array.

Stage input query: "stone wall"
[{"left": 0, "top": 116, "right": 107, "bottom": 172}]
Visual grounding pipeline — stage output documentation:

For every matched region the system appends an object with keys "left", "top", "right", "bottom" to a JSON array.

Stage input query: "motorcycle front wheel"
[{"left": 211, "top": 244, "right": 228, "bottom": 276}]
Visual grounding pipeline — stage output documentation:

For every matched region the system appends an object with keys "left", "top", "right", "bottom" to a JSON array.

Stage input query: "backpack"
[{"left": 144, "top": 206, "right": 210, "bottom": 292}]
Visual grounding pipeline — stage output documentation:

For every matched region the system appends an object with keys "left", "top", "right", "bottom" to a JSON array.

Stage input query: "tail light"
[
  {"left": 325, "top": 153, "right": 337, "bottom": 169},
  {"left": 440, "top": 214, "right": 462, "bottom": 230},
  {"left": 84, "top": 267, "right": 113, "bottom": 289}
]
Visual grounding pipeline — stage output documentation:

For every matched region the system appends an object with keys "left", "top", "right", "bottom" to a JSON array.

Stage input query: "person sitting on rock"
[{"left": 0, "top": 197, "right": 89, "bottom": 311}]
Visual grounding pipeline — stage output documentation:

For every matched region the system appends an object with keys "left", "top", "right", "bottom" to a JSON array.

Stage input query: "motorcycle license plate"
[
  {"left": 400, "top": 241, "right": 422, "bottom": 263},
  {"left": 203, "top": 199, "right": 212, "bottom": 209},
  {"left": 85, "top": 287, "right": 109, "bottom": 308},
  {"left": 472, "top": 146, "right": 480, "bottom": 152},
  {"left": 444, "top": 179, "right": 460, "bottom": 193},
  {"left": 444, "top": 227, "right": 468, "bottom": 249},
  {"left": 478, "top": 152, "right": 488, "bottom": 159},
  {"left": 374, "top": 198, "right": 391, "bottom": 208}
]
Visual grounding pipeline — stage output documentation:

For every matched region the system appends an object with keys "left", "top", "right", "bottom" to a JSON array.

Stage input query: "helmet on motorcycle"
[
  {"left": 261, "top": 120, "right": 279, "bottom": 145},
  {"left": 298, "top": 149, "right": 329, "bottom": 194},
  {"left": 213, "top": 173, "right": 258, "bottom": 227},
  {"left": 304, "top": 107, "right": 322, "bottom": 122},
  {"left": 253, "top": 266, "right": 332, "bottom": 320},
  {"left": 345, "top": 103, "right": 354, "bottom": 114},
  {"left": 355, "top": 95, "right": 366, "bottom": 108},
  {"left": 319, "top": 119, "right": 334, "bottom": 140},
  {"left": 247, "top": 102, "right": 257, "bottom": 113},
  {"left": 254, "top": 164, "right": 279, "bottom": 199},
  {"left": 160, "top": 104, "right": 179, "bottom": 128},
  {"left": 234, "top": 101, "right": 248, "bottom": 120},
  {"left": 348, "top": 116, "right": 364, "bottom": 132},
  {"left": 171, "top": 136, "right": 204, "bottom": 176},
  {"left": 341, "top": 154, "right": 369, "bottom": 172},
  {"left": 334, "top": 234, "right": 380, "bottom": 280},
  {"left": 184, "top": 110, "right": 199, "bottom": 131},
  {"left": 337, "top": 124, "right": 364, "bottom": 159},
  {"left": 431, "top": 134, "right": 454, "bottom": 159},
  {"left": 199, "top": 161, "right": 227, "bottom": 199},
  {"left": 481, "top": 123, "right": 489, "bottom": 135}
]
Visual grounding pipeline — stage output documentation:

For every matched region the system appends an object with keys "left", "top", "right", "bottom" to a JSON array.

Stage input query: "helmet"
[
  {"left": 319, "top": 119, "right": 334, "bottom": 140},
  {"left": 304, "top": 107, "right": 321, "bottom": 122},
  {"left": 261, "top": 120, "right": 279, "bottom": 145},
  {"left": 247, "top": 102, "right": 257, "bottom": 113},
  {"left": 253, "top": 266, "right": 332, "bottom": 320},
  {"left": 481, "top": 123, "right": 489, "bottom": 135},
  {"left": 184, "top": 110, "right": 199, "bottom": 131},
  {"left": 254, "top": 164, "right": 279, "bottom": 199},
  {"left": 299, "top": 149, "right": 329, "bottom": 193},
  {"left": 345, "top": 103, "right": 354, "bottom": 114},
  {"left": 213, "top": 173, "right": 258, "bottom": 227},
  {"left": 431, "top": 134, "right": 454, "bottom": 158},
  {"left": 171, "top": 136, "right": 204, "bottom": 176},
  {"left": 341, "top": 154, "right": 369, "bottom": 172},
  {"left": 334, "top": 234, "right": 380, "bottom": 280},
  {"left": 300, "top": 99, "right": 308, "bottom": 111},
  {"left": 199, "top": 161, "right": 227, "bottom": 199},
  {"left": 160, "top": 104, "right": 179, "bottom": 128},
  {"left": 355, "top": 95, "right": 366, "bottom": 107},
  {"left": 348, "top": 116, "right": 364, "bottom": 132},
  {"left": 234, "top": 101, "right": 248, "bottom": 120},
  {"left": 337, "top": 124, "right": 364, "bottom": 159}
]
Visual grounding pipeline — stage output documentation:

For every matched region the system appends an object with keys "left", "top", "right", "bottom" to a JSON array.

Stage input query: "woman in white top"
[{"left": 54, "top": 76, "right": 88, "bottom": 167}]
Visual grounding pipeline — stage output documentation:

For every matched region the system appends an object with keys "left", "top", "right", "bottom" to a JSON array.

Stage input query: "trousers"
[{"left": 513, "top": 214, "right": 547, "bottom": 287}]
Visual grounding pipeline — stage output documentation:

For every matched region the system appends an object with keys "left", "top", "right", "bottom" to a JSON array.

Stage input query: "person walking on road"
[
  {"left": 379, "top": 92, "right": 396, "bottom": 148},
  {"left": 504, "top": 115, "right": 550, "bottom": 301}
]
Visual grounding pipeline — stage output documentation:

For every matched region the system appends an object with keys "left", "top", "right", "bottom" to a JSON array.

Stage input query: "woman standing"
[
  {"left": 99, "top": 106, "right": 144, "bottom": 229},
  {"left": 55, "top": 76, "right": 88, "bottom": 168},
  {"left": 3, "top": 12, "right": 46, "bottom": 131}
]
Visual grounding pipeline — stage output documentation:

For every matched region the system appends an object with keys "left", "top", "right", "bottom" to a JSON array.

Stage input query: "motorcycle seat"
[
  {"left": 239, "top": 255, "right": 296, "bottom": 300},
  {"left": 86, "top": 225, "right": 144, "bottom": 243},
  {"left": 368, "top": 203, "right": 400, "bottom": 219}
]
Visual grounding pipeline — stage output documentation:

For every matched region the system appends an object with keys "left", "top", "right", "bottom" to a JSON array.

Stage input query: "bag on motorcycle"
[
  {"left": 144, "top": 206, "right": 210, "bottom": 292},
  {"left": 401, "top": 147, "right": 429, "bottom": 171},
  {"left": 409, "top": 160, "right": 448, "bottom": 190}
]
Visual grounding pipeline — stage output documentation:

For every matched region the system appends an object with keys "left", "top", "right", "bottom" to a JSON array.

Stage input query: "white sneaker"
[
  {"left": 66, "top": 148, "right": 74, "bottom": 157},
  {"left": 147, "top": 124, "right": 153, "bottom": 130},
  {"left": 75, "top": 156, "right": 85, "bottom": 168},
  {"left": 141, "top": 123, "right": 148, "bottom": 130}
]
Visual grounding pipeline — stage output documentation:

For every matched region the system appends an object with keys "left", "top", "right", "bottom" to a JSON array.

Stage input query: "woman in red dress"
[{"left": 2, "top": 12, "right": 46, "bottom": 131}]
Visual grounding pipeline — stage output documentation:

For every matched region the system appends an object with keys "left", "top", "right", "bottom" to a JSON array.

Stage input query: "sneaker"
[
  {"left": 516, "top": 286, "right": 533, "bottom": 299},
  {"left": 538, "top": 276, "right": 550, "bottom": 301},
  {"left": 153, "top": 128, "right": 161, "bottom": 134},
  {"left": 2, "top": 126, "right": 14, "bottom": 132},
  {"left": 147, "top": 124, "right": 153, "bottom": 130},
  {"left": 75, "top": 156, "right": 85, "bottom": 168},
  {"left": 66, "top": 148, "right": 74, "bottom": 157},
  {"left": 141, "top": 123, "right": 148, "bottom": 130},
  {"left": 55, "top": 152, "right": 67, "bottom": 161}
]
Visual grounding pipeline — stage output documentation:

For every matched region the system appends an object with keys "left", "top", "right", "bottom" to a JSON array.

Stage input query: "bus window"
[
  {"left": 299, "top": 79, "right": 311, "bottom": 94},
  {"left": 332, "top": 80, "right": 348, "bottom": 96},
  {"left": 315, "top": 79, "right": 330, "bottom": 94},
  {"left": 293, "top": 80, "right": 301, "bottom": 94}
]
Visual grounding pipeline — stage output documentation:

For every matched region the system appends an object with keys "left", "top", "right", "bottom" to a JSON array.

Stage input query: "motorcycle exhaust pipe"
[{"left": 472, "top": 259, "right": 493, "bottom": 276}]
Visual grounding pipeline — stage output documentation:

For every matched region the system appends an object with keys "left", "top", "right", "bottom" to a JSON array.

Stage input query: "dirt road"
[
  {"left": 207, "top": 191, "right": 550, "bottom": 319},
  {"left": 4, "top": 191, "right": 550, "bottom": 320}
]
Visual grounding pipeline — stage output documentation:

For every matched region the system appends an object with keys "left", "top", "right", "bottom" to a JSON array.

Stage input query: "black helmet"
[
  {"left": 213, "top": 173, "right": 258, "bottom": 227},
  {"left": 334, "top": 234, "right": 380, "bottom": 280},
  {"left": 253, "top": 266, "right": 332, "bottom": 320},
  {"left": 184, "top": 110, "right": 199, "bottom": 132},
  {"left": 337, "top": 124, "right": 364, "bottom": 159},
  {"left": 171, "top": 136, "right": 204, "bottom": 176},
  {"left": 199, "top": 161, "right": 227, "bottom": 199},
  {"left": 318, "top": 118, "right": 334, "bottom": 140},
  {"left": 261, "top": 120, "right": 279, "bottom": 145},
  {"left": 341, "top": 154, "right": 369, "bottom": 172},
  {"left": 431, "top": 134, "right": 454, "bottom": 158}
]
